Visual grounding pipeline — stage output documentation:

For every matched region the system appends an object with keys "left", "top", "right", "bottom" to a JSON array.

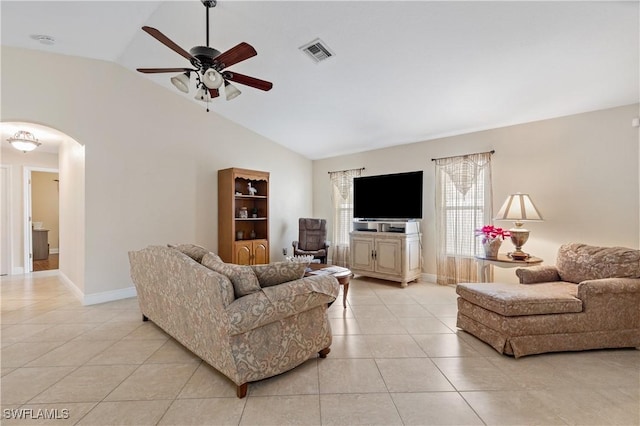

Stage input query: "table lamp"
[{"left": 494, "top": 193, "right": 543, "bottom": 260}]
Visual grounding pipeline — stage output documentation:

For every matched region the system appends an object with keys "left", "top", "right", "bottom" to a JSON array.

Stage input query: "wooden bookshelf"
[{"left": 218, "top": 168, "right": 269, "bottom": 264}]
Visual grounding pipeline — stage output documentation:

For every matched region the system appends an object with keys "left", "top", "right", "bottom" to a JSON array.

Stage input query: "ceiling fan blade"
[
  {"left": 209, "top": 88, "right": 220, "bottom": 98},
  {"left": 142, "top": 26, "right": 198, "bottom": 63},
  {"left": 137, "top": 68, "right": 194, "bottom": 74},
  {"left": 214, "top": 43, "right": 257, "bottom": 69},
  {"left": 224, "top": 72, "right": 273, "bottom": 91}
]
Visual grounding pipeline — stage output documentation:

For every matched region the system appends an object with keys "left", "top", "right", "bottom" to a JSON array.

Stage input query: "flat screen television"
[{"left": 353, "top": 171, "right": 423, "bottom": 220}]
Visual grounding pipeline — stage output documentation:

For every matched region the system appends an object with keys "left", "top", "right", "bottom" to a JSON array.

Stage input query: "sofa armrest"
[
  {"left": 515, "top": 265, "right": 560, "bottom": 284},
  {"left": 577, "top": 277, "right": 640, "bottom": 297},
  {"left": 576, "top": 278, "right": 640, "bottom": 329},
  {"left": 227, "top": 275, "right": 339, "bottom": 336},
  {"left": 262, "top": 275, "right": 339, "bottom": 304}
]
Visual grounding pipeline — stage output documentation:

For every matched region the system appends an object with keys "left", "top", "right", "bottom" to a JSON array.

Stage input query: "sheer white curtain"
[
  {"left": 435, "top": 152, "right": 493, "bottom": 284},
  {"left": 329, "top": 168, "right": 362, "bottom": 267}
]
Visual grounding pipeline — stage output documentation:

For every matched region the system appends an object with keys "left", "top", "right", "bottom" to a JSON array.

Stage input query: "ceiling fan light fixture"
[
  {"left": 194, "top": 86, "right": 211, "bottom": 102},
  {"left": 202, "top": 68, "right": 223, "bottom": 89},
  {"left": 7, "top": 130, "right": 41, "bottom": 153},
  {"left": 136, "top": 1, "right": 273, "bottom": 109},
  {"left": 225, "top": 81, "right": 241, "bottom": 100},
  {"left": 170, "top": 72, "right": 191, "bottom": 93}
]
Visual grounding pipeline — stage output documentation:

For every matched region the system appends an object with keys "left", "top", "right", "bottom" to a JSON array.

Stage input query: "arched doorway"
[{"left": 1, "top": 121, "right": 84, "bottom": 276}]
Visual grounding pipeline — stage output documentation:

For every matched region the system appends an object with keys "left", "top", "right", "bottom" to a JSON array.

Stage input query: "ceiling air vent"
[{"left": 300, "top": 38, "right": 335, "bottom": 63}]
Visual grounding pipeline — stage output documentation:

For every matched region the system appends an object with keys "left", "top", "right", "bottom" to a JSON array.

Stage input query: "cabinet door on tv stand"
[
  {"left": 351, "top": 236, "right": 375, "bottom": 271},
  {"left": 375, "top": 238, "right": 402, "bottom": 275}
]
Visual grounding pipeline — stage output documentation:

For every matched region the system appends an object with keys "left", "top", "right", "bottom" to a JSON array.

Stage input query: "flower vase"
[{"left": 483, "top": 238, "right": 502, "bottom": 258}]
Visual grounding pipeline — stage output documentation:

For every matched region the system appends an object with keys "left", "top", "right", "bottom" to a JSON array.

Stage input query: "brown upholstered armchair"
[{"left": 292, "top": 218, "right": 330, "bottom": 263}]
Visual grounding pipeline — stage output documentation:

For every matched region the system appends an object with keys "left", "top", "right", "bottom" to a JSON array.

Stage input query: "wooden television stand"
[{"left": 349, "top": 220, "right": 422, "bottom": 287}]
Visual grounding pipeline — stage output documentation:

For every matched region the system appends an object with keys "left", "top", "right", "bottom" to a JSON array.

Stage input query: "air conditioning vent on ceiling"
[{"left": 300, "top": 38, "right": 334, "bottom": 63}]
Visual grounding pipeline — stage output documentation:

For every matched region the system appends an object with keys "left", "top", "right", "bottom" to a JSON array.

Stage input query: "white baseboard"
[
  {"left": 83, "top": 286, "right": 137, "bottom": 306},
  {"left": 50, "top": 248, "right": 59, "bottom": 254},
  {"left": 421, "top": 272, "right": 437, "bottom": 284},
  {"left": 11, "top": 266, "right": 24, "bottom": 275},
  {"left": 2, "top": 269, "right": 136, "bottom": 306},
  {"left": 58, "top": 271, "right": 84, "bottom": 302},
  {"left": 58, "top": 272, "right": 137, "bottom": 306}
]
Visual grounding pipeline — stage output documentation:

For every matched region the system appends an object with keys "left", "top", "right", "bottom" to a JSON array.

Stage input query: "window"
[
  {"left": 334, "top": 195, "right": 353, "bottom": 246},
  {"left": 435, "top": 152, "right": 493, "bottom": 284},
  {"left": 443, "top": 167, "right": 486, "bottom": 256},
  {"left": 329, "top": 168, "right": 362, "bottom": 267}
]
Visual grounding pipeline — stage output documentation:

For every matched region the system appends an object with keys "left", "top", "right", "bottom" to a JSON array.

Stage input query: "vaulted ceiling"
[{"left": 2, "top": 1, "right": 638, "bottom": 159}]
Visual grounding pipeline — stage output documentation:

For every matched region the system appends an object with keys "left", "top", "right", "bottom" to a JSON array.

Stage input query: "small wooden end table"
[
  {"left": 475, "top": 253, "right": 543, "bottom": 282},
  {"left": 305, "top": 264, "right": 353, "bottom": 308}
]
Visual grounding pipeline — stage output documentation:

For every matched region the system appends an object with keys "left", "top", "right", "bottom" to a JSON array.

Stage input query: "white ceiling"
[{"left": 2, "top": 1, "right": 638, "bottom": 159}]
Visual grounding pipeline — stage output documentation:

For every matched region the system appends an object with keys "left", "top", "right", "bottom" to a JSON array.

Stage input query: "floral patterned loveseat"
[
  {"left": 456, "top": 243, "right": 640, "bottom": 357},
  {"left": 129, "top": 245, "right": 339, "bottom": 397}
]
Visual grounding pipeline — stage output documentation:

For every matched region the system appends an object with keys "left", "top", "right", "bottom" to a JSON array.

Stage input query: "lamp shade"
[
  {"left": 202, "top": 68, "right": 223, "bottom": 89},
  {"left": 194, "top": 86, "right": 211, "bottom": 102},
  {"left": 170, "top": 72, "right": 190, "bottom": 93},
  {"left": 7, "top": 130, "right": 41, "bottom": 153},
  {"left": 495, "top": 193, "right": 543, "bottom": 222},
  {"left": 225, "top": 81, "right": 241, "bottom": 100}
]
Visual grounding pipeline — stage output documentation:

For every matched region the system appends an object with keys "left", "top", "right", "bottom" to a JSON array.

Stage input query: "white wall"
[
  {"left": 313, "top": 104, "right": 640, "bottom": 283},
  {"left": 1, "top": 47, "right": 312, "bottom": 301},
  {"left": 58, "top": 139, "right": 85, "bottom": 293}
]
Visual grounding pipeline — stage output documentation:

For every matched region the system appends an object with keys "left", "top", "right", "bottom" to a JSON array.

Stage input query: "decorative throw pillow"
[
  {"left": 168, "top": 243, "right": 210, "bottom": 263},
  {"left": 515, "top": 266, "right": 561, "bottom": 284},
  {"left": 251, "top": 261, "right": 307, "bottom": 288},
  {"left": 202, "top": 252, "right": 223, "bottom": 265},
  {"left": 203, "top": 261, "right": 261, "bottom": 298}
]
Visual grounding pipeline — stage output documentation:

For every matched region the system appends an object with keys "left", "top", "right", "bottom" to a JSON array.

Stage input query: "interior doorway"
[{"left": 24, "top": 167, "right": 59, "bottom": 272}]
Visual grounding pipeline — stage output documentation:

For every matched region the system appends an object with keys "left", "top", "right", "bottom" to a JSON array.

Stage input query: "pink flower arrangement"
[{"left": 475, "top": 225, "right": 511, "bottom": 243}]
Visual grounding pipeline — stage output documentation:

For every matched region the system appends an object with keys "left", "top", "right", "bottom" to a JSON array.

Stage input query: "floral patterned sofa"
[
  {"left": 129, "top": 244, "right": 339, "bottom": 397},
  {"left": 456, "top": 243, "right": 640, "bottom": 357}
]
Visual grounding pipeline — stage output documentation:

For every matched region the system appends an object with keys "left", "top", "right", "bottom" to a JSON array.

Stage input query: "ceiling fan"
[{"left": 136, "top": 0, "right": 272, "bottom": 109}]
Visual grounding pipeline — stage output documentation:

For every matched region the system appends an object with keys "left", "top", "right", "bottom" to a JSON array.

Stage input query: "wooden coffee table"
[{"left": 305, "top": 263, "right": 353, "bottom": 308}]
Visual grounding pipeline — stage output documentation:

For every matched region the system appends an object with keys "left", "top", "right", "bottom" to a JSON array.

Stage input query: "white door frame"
[
  {"left": 23, "top": 166, "right": 59, "bottom": 272},
  {"left": 1, "top": 164, "right": 12, "bottom": 276}
]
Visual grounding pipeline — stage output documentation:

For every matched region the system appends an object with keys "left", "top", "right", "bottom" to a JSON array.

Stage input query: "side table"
[{"left": 475, "top": 253, "right": 543, "bottom": 282}]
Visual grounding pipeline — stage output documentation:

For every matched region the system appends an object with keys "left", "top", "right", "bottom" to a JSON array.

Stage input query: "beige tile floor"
[{"left": 2, "top": 272, "right": 639, "bottom": 425}]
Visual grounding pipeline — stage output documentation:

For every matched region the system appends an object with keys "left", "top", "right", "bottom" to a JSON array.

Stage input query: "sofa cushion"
[
  {"left": 169, "top": 243, "right": 210, "bottom": 263},
  {"left": 456, "top": 282, "right": 582, "bottom": 316},
  {"left": 203, "top": 261, "right": 261, "bottom": 299},
  {"left": 556, "top": 243, "right": 640, "bottom": 284},
  {"left": 251, "top": 261, "right": 307, "bottom": 288}
]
